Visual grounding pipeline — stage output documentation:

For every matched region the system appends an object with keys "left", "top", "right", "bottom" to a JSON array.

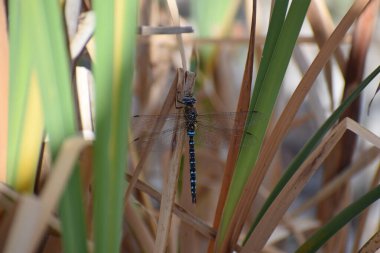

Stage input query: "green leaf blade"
[{"left": 93, "top": 0, "right": 138, "bottom": 252}]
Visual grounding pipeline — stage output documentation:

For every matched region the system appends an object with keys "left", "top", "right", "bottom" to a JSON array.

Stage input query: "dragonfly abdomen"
[
  {"left": 188, "top": 134, "right": 197, "bottom": 203},
  {"left": 183, "top": 96, "right": 198, "bottom": 204}
]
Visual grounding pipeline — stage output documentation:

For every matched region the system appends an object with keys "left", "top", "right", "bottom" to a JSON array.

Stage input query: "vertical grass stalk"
[
  {"left": 8, "top": 0, "right": 88, "bottom": 252},
  {"left": 216, "top": 0, "right": 312, "bottom": 250},
  {"left": 93, "top": 0, "right": 138, "bottom": 252}
]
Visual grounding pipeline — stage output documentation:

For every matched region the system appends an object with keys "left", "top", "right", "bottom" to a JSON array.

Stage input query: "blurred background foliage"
[{"left": 0, "top": 0, "right": 380, "bottom": 252}]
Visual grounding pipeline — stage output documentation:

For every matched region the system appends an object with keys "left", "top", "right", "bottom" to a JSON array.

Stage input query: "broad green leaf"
[
  {"left": 216, "top": 1, "right": 311, "bottom": 248},
  {"left": 8, "top": 0, "right": 88, "bottom": 252},
  {"left": 93, "top": 0, "right": 138, "bottom": 251}
]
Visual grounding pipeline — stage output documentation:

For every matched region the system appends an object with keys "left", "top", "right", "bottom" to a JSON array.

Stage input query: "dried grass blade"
[
  {"left": 154, "top": 130, "right": 185, "bottom": 253},
  {"left": 40, "top": 138, "right": 90, "bottom": 210},
  {"left": 125, "top": 69, "right": 180, "bottom": 200},
  {"left": 266, "top": 217, "right": 320, "bottom": 246},
  {"left": 307, "top": 0, "right": 341, "bottom": 103},
  {"left": 242, "top": 118, "right": 380, "bottom": 252},
  {"left": 352, "top": 161, "right": 380, "bottom": 252},
  {"left": 231, "top": 0, "right": 374, "bottom": 246},
  {"left": 64, "top": 0, "right": 82, "bottom": 39},
  {"left": 3, "top": 196, "right": 41, "bottom": 253},
  {"left": 359, "top": 229, "right": 380, "bottom": 253},
  {"left": 319, "top": 2, "right": 379, "bottom": 249},
  {"left": 125, "top": 173, "right": 216, "bottom": 239},
  {"left": 307, "top": 0, "right": 346, "bottom": 72},
  {"left": 292, "top": 46, "right": 328, "bottom": 124},
  {"left": 138, "top": 26, "right": 193, "bottom": 36},
  {"left": 70, "top": 11, "right": 95, "bottom": 60},
  {"left": 154, "top": 70, "right": 195, "bottom": 253},
  {"left": 291, "top": 146, "right": 379, "bottom": 217},
  {"left": 345, "top": 0, "right": 379, "bottom": 84},
  {"left": 0, "top": 200, "right": 16, "bottom": 252},
  {"left": 166, "top": 0, "right": 187, "bottom": 70},
  {"left": 245, "top": 65, "right": 380, "bottom": 246},
  {"left": 0, "top": 183, "right": 60, "bottom": 235},
  {"left": 4, "top": 137, "right": 90, "bottom": 253},
  {"left": 125, "top": 203, "right": 155, "bottom": 253},
  {"left": 295, "top": 119, "right": 380, "bottom": 252}
]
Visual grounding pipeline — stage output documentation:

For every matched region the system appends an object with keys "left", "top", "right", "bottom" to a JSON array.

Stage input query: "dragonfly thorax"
[
  {"left": 184, "top": 105, "right": 197, "bottom": 137},
  {"left": 184, "top": 107, "right": 197, "bottom": 122}
]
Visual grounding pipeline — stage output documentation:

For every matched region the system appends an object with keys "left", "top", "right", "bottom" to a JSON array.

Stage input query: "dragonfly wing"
[
  {"left": 131, "top": 113, "right": 186, "bottom": 134},
  {"left": 193, "top": 123, "right": 244, "bottom": 149},
  {"left": 193, "top": 111, "right": 261, "bottom": 150},
  {"left": 196, "top": 110, "right": 261, "bottom": 131},
  {"left": 130, "top": 124, "right": 187, "bottom": 153},
  {"left": 130, "top": 110, "right": 262, "bottom": 152}
]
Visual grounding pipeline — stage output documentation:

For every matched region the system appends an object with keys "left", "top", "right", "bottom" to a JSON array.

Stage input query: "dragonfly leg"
[{"left": 175, "top": 91, "right": 186, "bottom": 109}]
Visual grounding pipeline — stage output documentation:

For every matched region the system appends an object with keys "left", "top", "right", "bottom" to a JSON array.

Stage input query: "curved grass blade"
[
  {"left": 240, "top": 117, "right": 380, "bottom": 252},
  {"left": 246, "top": 65, "right": 380, "bottom": 241},
  {"left": 295, "top": 183, "right": 380, "bottom": 253}
]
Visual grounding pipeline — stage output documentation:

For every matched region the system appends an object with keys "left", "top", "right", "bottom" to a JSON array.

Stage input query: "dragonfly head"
[{"left": 182, "top": 96, "right": 196, "bottom": 106}]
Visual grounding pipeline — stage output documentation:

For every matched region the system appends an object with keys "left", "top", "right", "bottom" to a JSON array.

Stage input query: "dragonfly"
[{"left": 131, "top": 94, "right": 258, "bottom": 204}]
